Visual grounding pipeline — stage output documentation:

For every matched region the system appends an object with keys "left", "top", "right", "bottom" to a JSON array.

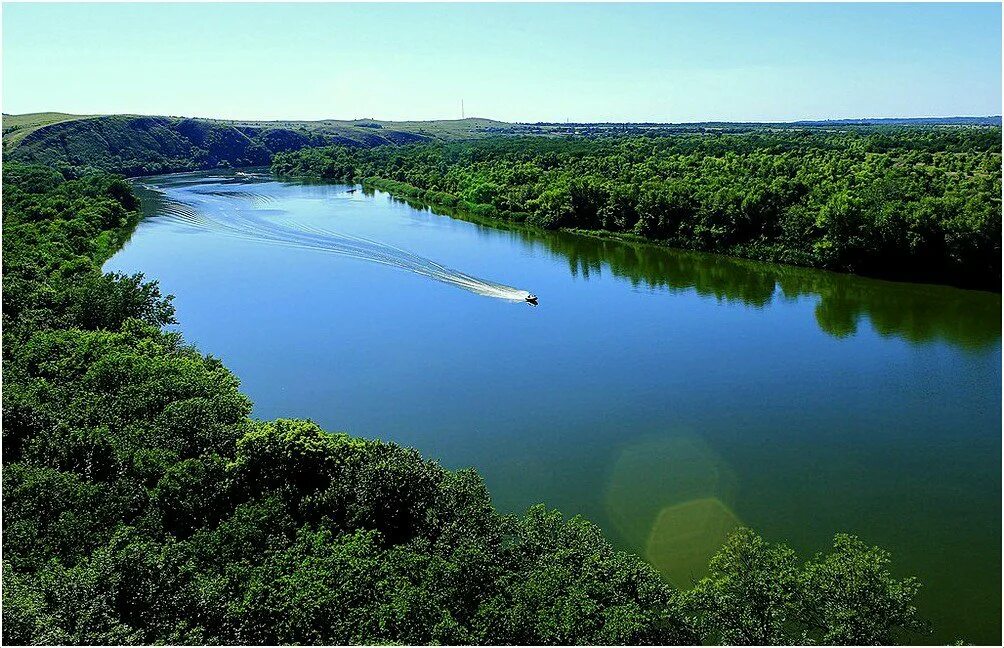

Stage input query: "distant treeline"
[
  {"left": 273, "top": 128, "right": 1002, "bottom": 289},
  {"left": 3, "top": 161, "right": 928, "bottom": 644}
]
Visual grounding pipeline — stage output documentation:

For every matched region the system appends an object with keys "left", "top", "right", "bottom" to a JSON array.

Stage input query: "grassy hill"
[
  {"left": 2, "top": 112, "right": 100, "bottom": 150},
  {"left": 1, "top": 113, "right": 521, "bottom": 176}
]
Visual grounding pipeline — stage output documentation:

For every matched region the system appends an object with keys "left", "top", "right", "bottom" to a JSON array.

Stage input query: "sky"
[{"left": 2, "top": 2, "right": 1001, "bottom": 123}]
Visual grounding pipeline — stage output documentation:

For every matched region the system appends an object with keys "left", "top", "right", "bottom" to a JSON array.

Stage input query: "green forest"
[
  {"left": 272, "top": 128, "right": 1002, "bottom": 289},
  {"left": 1, "top": 160, "right": 930, "bottom": 644},
  {"left": 1, "top": 157, "right": 931, "bottom": 642}
]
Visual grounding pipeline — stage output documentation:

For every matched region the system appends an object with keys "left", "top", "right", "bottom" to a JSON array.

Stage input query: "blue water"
[{"left": 106, "top": 172, "right": 1002, "bottom": 644}]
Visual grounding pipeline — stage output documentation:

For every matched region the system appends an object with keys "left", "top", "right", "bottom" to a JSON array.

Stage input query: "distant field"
[{"left": 224, "top": 116, "right": 517, "bottom": 138}]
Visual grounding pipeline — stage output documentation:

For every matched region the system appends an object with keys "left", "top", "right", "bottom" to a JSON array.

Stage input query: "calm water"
[{"left": 107, "top": 172, "right": 1001, "bottom": 644}]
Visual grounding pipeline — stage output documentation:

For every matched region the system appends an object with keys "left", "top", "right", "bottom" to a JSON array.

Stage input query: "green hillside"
[
  {"left": 2, "top": 112, "right": 100, "bottom": 150},
  {"left": 2, "top": 113, "right": 520, "bottom": 176}
]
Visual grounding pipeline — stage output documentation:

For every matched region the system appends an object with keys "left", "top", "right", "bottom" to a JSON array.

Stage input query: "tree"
[
  {"left": 799, "top": 534, "right": 923, "bottom": 645},
  {"left": 683, "top": 528, "right": 926, "bottom": 645},
  {"left": 683, "top": 527, "right": 800, "bottom": 645}
]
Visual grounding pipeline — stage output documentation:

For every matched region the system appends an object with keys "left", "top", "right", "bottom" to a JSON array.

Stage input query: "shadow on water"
[{"left": 384, "top": 191, "right": 1001, "bottom": 352}]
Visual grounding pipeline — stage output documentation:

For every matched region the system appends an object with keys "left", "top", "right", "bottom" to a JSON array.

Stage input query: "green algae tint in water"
[{"left": 108, "top": 173, "right": 1002, "bottom": 644}]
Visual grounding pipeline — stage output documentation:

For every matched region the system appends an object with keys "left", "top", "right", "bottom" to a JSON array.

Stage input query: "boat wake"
[{"left": 147, "top": 181, "right": 533, "bottom": 303}]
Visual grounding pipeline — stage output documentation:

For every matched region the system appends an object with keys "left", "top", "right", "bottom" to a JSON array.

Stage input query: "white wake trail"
[{"left": 152, "top": 186, "right": 532, "bottom": 303}]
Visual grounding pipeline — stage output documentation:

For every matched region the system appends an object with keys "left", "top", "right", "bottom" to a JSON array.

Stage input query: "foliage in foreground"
[
  {"left": 682, "top": 529, "right": 923, "bottom": 645},
  {"left": 273, "top": 128, "right": 1002, "bottom": 289},
  {"left": 2, "top": 162, "right": 925, "bottom": 644}
]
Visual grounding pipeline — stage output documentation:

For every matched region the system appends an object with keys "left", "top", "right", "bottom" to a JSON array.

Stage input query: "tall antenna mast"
[{"left": 461, "top": 99, "right": 465, "bottom": 119}]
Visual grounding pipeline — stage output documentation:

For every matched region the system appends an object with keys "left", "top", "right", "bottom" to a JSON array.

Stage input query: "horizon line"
[{"left": 4, "top": 110, "right": 1002, "bottom": 126}]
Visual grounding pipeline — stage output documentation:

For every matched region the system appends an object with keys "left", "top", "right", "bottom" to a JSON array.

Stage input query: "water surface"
[{"left": 107, "top": 172, "right": 1001, "bottom": 644}]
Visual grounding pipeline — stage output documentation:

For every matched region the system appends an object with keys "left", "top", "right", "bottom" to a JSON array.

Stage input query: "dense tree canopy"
[
  {"left": 2, "top": 162, "right": 928, "bottom": 644},
  {"left": 681, "top": 529, "right": 923, "bottom": 645},
  {"left": 273, "top": 128, "right": 1002, "bottom": 289}
]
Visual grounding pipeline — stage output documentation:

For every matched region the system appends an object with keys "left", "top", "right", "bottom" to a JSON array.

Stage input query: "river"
[{"left": 105, "top": 171, "right": 1002, "bottom": 644}]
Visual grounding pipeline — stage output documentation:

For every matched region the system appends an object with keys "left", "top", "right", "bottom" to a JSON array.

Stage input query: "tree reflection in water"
[{"left": 397, "top": 195, "right": 1001, "bottom": 353}]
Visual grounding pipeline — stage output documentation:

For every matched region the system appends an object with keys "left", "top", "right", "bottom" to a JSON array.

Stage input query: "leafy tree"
[
  {"left": 683, "top": 527, "right": 800, "bottom": 645},
  {"left": 683, "top": 528, "right": 926, "bottom": 645},
  {"left": 799, "top": 534, "right": 923, "bottom": 645}
]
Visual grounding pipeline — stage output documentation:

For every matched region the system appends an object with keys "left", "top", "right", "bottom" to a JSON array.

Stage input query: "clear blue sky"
[{"left": 3, "top": 2, "right": 1000, "bottom": 122}]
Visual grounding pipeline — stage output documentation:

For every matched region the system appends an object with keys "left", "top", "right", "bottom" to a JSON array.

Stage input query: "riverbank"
[
  {"left": 354, "top": 175, "right": 1002, "bottom": 294},
  {"left": 272, "top": 132, "right": 1001, "bottom": 292}
]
